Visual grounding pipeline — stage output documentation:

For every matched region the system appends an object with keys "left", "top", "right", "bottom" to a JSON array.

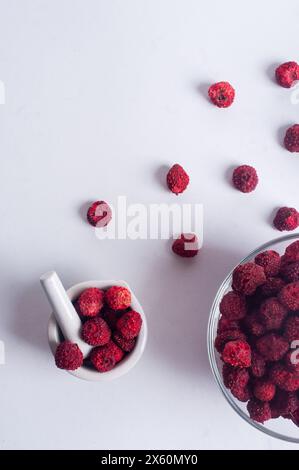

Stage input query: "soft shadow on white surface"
[
  {"left": 266, "top": 62, "right": 280, "bottom": 85},
  {"left": 196, "top": 82, "right": 211, "bottom": 103},
  {"left": 154, "top": 164, "right": 170, "bottom": 192}
]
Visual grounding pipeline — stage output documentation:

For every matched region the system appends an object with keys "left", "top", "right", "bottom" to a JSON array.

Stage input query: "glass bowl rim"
[{"left": 207, "top": 233, "right": 299, "bottom": 443}]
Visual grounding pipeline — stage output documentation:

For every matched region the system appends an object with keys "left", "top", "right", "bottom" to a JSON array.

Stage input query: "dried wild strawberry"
[
  {"left": 208, "top": 81, "right": 235, "bottom": 108},
  {"left": 232, "top": 165, "right": 258, "bottom": 193}
]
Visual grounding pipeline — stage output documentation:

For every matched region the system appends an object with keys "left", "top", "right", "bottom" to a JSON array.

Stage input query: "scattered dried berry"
[
  {"left": 283, "top": 315, "right": 299, "bottom": 342},
  {"left": 279, "top": 282, "right": 299, "bottom": 311},
  {"left": 172, "top": 233, "right": 199, "bottom": 258},
  {"left": 275, "top": 62, "right": 299, "bottom": 88},
  {"left": 219, "top": 291, "right": 246, "bottom": 320},
  {"left": 247, "top": 399, "right": 271, "bottom": 423},
  {"left": 232, "top": 262, "right": 266, "bottom": 295},
  {"left": 55, "top": 341, "right": 83, "bottom": 370},
  {"left": 273, "top": 207, "right": 299, "bottom": 231},
  {"left": 166, "top": 164, "right": 189, "bottom": 195},
  {"left": 116, "top": 310, "right": 142, "bottom": 340},
  {"left": 113, "top": 331, "right": 136, "bottom": 352},
  {"left": 105, "top": 286, "right": 131, "bottom": 310},
  {"left": 253, "top": 379, "right": 276, "bottom": 402},
  {"left": 259, "top": 297, "right": 287, "bottom": 331},
  {"left": 256, "top": 333, "right": 289, "bottom": 362},
  {"left": 78, "top": 287, "right": 104, "bottom": 317},
  {"left": 255, "top": 250, "right": 281, "bottom": 277},
  {"left": 87, "top": 201, "right": 112, "bottom": 227},
  {"left": 221, "top": 340, "right": 251, "bottom": 368},
  {"left": 208, "top": 81, "right": 235, "bottom": 108},
  {"left": 284, "top": 124, "right": 299, "bottom": 152},
  {"left": 232, "top": 165, "right": 258, "bottom": 193},
  {"left": 81, "top": 317, "right": 111, "bottom": 346}
]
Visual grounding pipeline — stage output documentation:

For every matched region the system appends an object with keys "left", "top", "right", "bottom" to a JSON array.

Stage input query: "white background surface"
[{"left": 0, "top": 0, "right": 298, "bottom": 450}]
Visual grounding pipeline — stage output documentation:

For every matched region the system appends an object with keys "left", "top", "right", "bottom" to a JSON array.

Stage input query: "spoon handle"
[{"left": 40, "top": 271, "right": 91, "bottom": 357}]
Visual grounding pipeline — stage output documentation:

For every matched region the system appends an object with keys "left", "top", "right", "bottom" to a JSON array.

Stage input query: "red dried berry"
[
  {"left": 221, "top": 340, "right": 251, "bottom": 368},
  {"left": 256, "top": 333, "right": 289, "bottom": 362},
  {"left": 281, "top": 261, "right": 299, "bottom": 283},
  {"left": 116, "top": 310, "right": 142, "bottom": 340},
  {"left": 217, "top": 316, "right": 240, "bottom": 334},
  {"left": 283, "top": 315, "right": 299, "bottom": 342},
  {"left": 108, "top": 340, "right": 125, "bottom": 363},
  {"left": 273, "top": 207, "right": 299, "bottom": 231},
  {"left": 255, "top": 250, "right": 281, "bottom": 277},
  {"left": 259, "top": 297, "right": 288, "bottom": 331},
  {"left": 279, "top": 282, "right": 299, "bottom": 311},
  {"left": 275, "top": 62, "right": 299, "bottom": 88},
  {"left": 77, "top": 288, "right": 104, "bottom": 317},
  {"left": 232, "top": 262, "right": 266, "bottom": 295},
  {"left": 113, "top": 331, "right": 136, "bottom": 352},
  {"left": 270, "top": 363, "right": 299, "bottom": 392},
  {"left": 233, "top": 386, "right": 252, "bottom": 402},
  {"left": 215, "top": 328, "right": 247, "bottom": 353},
  {"left": 250, "top": 350, "right": 266, "bottom": 378},
  {"left": 101, "top": 307, "right": 123, "bottom": 330},
  {"left": 87, "top": 201, "right": 112, "bottom": 227},
  {"left": 253, "top": 379, "right": 276, "bottom": 402},
  {"left": 208, "top": 81, "right": 235, "bottom": 108},
  {"left": 55, "top": 341, "right": 83, "bottom": 370},
  {"left": 291, "top": 408, "right": 299, "bottom": 426},
  {"left": 284, "top": 124, "right": 299, "bottom": 152},
  {"left": 90, "top": 345, "right": 116, "bottom": 372},
  {"left": 223, "top": 364, "right": 249, "bottom": 389},
  {"left": 223, "top": 364, "right": 250, "bottom": 401},
  {"left": 90, "top": 340, "right": 124, "bottom": 372},
  {"left": 247, "top": 399, "right": 271, "bottom": 423},
  {"left": 81, "top": 317, "right": 111, "bottom": 346},
  {"left": 259, "top": 277, "right": 285, "bottom": 297},
  {"left": 172, "top": 233, "right": 199, "bottom": 258},
  {"left": 285, "top": 241, "right": 299, "bottom": 262},
  {"left": 232, "top": 165, "right": 258, "bottom": 193},
  {"left": 219, "top": 291, "right": 246, "bottom": 320},
  {"left": 243, "top": 312, "right": 266, "bottom": 337},
  {"left": 166, "top": 164, "right": 189, "bottom": 195},
  {"left": 271, "top": 390, "right": 299, "bottom": 418},
  {"left": 105, "top": 286, "right": 131, "bottom": 311},
  {"left": 284, "top": 349, "right": 299, "bottom": 372}
]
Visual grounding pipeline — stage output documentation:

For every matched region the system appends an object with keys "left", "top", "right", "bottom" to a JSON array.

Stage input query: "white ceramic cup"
[{"left": 48, "top": 280, "right": 148, "bottom": 381}]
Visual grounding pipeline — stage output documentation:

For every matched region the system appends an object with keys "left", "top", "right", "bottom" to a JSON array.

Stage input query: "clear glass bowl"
[{"left": 207, "top": 233, "right": 299, "bottom": 443}]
